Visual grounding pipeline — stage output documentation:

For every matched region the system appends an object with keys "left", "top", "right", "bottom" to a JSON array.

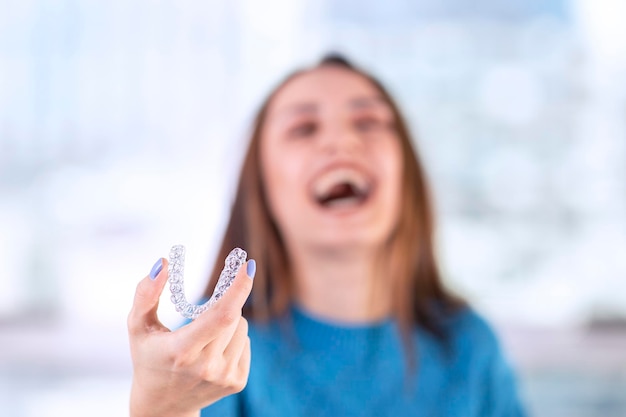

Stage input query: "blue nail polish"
[
  {"left": 246, "top": 259, "right": 256, "bottom": 280},
  {"left": 149, "top": 259, "right": 163, "bottom": 280}
]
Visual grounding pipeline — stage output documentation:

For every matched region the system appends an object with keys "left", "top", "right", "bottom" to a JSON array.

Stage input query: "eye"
[
  {"left": 354, "top": 117, "right": 385, "bottom": 132},
  {"left": 288, "top": 121, "right": 317, "bottom": 138}
]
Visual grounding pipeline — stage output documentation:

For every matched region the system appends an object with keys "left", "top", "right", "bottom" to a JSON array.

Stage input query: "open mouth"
[{"left": 312, "top": 168, "right": 373, "bottom": 209}]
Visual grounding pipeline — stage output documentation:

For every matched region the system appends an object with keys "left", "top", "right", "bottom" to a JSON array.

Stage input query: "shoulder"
[
  {"left": 447, "top": 307, "right": 500, "bottom": 345},
  {"left": 420, "top": 305, "right": 519, "bottom": 392},
  {"left": 433, "top": 306, "right": 505, "bottom": 364},
  {"left": 444, "top": 308, "right": 527, "bottom": 416}
]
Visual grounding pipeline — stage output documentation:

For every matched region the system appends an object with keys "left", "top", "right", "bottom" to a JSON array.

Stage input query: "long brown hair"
[{"left": 203, "top": 54, "right": 464, "bottom": 348}]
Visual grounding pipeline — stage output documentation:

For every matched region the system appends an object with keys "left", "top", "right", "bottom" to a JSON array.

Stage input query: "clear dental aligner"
[{"left": 168, "top": 245, "right": 248, "bottom": 320}]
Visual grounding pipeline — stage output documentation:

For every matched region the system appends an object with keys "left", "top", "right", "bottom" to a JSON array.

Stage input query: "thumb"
[{"left": 128, "top": 258, "right": 169, "bottom": 335}]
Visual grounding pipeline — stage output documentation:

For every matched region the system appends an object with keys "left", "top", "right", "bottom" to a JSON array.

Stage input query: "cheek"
[
  {"left": 260, "top": 141, "right": 306, "bottom": 222},
  {"left": 376, "top": 139, "right": 404, "bottom": 215},
  {"left": 375, "top": 138, "right": 403, "bottom": 188}
]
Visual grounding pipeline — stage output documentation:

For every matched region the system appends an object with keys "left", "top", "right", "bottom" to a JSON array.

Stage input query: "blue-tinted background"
[{"left": 1, "top": 0, "right": 625, "bottom": 416}]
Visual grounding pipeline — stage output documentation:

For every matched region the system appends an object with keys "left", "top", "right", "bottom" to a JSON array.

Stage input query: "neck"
[{"left": 289, "top": 244, "right": 392, "bottom": 324}]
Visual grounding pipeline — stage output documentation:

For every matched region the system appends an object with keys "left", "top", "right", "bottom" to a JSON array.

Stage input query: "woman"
[{"left": 128, "top": 55, "right": 526, "bottom": 417}]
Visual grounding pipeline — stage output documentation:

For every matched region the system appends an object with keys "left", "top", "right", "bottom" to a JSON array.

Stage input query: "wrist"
[
  {"left": 130, "top": 381, "right": 200, "bottom": 417},
  {"left": 130, "top": 402, "right": 199, "bottom": 417}
]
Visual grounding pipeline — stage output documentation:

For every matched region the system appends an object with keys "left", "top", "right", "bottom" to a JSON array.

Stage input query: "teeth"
[
  {"left": 323, "top": 195, "right": 362, "bottom": 208},
  {"left": 313, "top": 168, "right": 369, "bottom": 200}
]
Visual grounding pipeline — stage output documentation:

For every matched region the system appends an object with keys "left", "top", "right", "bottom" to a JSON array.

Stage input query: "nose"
[{"left": 319, "top": 120, "right": 362, "bottom": 156}]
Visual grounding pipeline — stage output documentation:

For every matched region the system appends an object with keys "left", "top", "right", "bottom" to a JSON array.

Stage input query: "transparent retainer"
[{"left": 168, "top": 245, "right": 247, "bottom": 319}]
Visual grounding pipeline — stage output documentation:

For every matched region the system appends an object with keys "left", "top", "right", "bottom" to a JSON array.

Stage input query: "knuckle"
[
  {"left": 199, "top": 360, "right": 221, "bottom": 382},
  {"left": 126, "top": 310, "right": 134, "bottom": 329},
  {"left": 239, "top": 317, "right": 249, "bottom": 333},
  {"left": 231, "top": 377, "right": 247, "bottom": 393},
  {"left": 237, "top": 366, "right": 251, "bottom": 390},
  {"left": 169, "top": 349, "right": 195, "bottom": 370},
  {"left": 214, "top": 307, "right": 239, "bottom": 328},
  {"left": 223, "top": 371, "right": 247, "bottom": 393},
  {"left": 126, "top": 309, "right": 142, "bottom": 336},
  {"left": 198, "top": 356, "right": 248, "bottom": 392}
]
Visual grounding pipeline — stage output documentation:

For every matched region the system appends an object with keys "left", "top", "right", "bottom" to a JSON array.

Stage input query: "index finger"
[{"left": 178, "top": 259, "right": 255, "bottom": 348}]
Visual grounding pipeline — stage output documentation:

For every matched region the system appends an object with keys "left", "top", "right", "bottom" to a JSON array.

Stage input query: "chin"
[{"left": 308, "top": 230, "right": 390, "bottom": 255}]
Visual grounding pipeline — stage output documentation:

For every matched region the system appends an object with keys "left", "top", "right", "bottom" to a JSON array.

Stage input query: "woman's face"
[{"left": 260, "top": 66, "right": 403, "bottom": 254}]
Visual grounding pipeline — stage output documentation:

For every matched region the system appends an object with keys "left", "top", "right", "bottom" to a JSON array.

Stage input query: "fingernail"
[
  {"left": 149, "top": 259, "right": 163, "bottom": 280},
  {"left": 246, "top": 259, "right": 256, "bottom": 280}
]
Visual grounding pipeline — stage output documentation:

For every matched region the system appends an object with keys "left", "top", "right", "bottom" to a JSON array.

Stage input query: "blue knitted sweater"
[{"left": 201, "top": 305, "right": 526, "bottom": 417}]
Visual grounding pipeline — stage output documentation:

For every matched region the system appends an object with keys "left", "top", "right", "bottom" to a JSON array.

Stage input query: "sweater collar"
[{"left": 288, "top": 304, "right": 398, "bottom": 353}]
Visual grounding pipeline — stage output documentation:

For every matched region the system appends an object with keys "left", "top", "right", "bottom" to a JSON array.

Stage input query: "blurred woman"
[{"left": 128, "top": 54, "right": 526, "bottom": 417}]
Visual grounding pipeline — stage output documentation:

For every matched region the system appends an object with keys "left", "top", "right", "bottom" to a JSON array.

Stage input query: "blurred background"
[{"left": 1, "top": 0, "right": 625, "bottom": 415}]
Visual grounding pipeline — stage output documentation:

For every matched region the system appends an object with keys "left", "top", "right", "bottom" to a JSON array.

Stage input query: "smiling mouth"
[
  {"left": 317, "top": 182, "right": 369, "bottom": 208},
  {"left": 312, "top": 168, "right": 373, "bottom": 209}
]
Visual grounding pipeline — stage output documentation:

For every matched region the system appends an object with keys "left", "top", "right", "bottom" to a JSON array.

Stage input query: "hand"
[{"left": 127, "top": 257, "right": 255, "bottom": 417}]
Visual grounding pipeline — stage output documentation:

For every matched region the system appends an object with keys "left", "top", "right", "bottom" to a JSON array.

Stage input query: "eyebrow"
[
  {"left": 276, "top": 95, "right": 390, "bottom": 121},
  {"left": 280, "top": 102, "right": 317, "bottom": 117},
  {"left": 348, "top": 96, "right": 388, "bottom": 109}
]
